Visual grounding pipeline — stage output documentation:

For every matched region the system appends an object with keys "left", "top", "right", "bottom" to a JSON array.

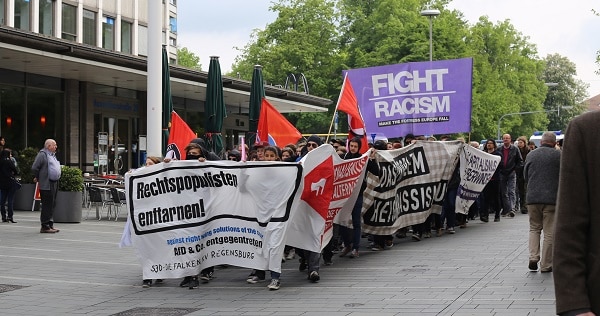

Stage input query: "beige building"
[{"left": 0, "top": 0, "right": 330, "bottom": 174}]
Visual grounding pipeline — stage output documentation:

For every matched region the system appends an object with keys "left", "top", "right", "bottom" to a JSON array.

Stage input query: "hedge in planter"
[
  {"left": 14, "top": 147, "right": 39, "bottom": 211},
  {"left": 54, "top": 166, "right": 84, "bottom": 223}
]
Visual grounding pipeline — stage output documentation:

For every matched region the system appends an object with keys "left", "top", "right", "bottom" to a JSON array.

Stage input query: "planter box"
[
  {"left": 54, "top": 191, "right": 82, "bottom": 223},
  {"left": 13, "top": 183, "right": 37, "bottom": 211}
]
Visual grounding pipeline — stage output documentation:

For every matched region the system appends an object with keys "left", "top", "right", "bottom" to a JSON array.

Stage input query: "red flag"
[
  {"left": 257, "top": 98, "right": 302, "bottom": 147},
  {"left": 336, "top": 74, "right": 368, "bottom": 153},
  {"left": 165, "top": 111, "right": 196, "bottom": 160}
]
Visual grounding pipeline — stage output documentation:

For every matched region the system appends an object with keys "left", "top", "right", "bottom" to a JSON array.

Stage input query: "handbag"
[{"left": 12, "top": 178, "right": 22, "bottom": 190}]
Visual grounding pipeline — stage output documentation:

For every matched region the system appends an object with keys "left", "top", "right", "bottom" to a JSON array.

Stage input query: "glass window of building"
[
  {"left": 169, "top": 0, "right": 177, "bottom": 5},
  {"left": 1, "top": 0, "right": 5, "bottom": 25},
  {"left": 82, "top": 9, "right": 96, "bottom": 45},
  {"left": 169, "top": 37, "right": 176, "bottom": 47},
  {"left": 102, "top": 16, "right": 115, "bottom": 50},
  {"left": 14, "top": 0, "right": 31, "bottom": 31},
  {"left": 61, "top": 4, "right": 77, "bottom": 41},
  {"left": 138, "top": 25, "right": 148, "bottom": 56},
  {"left": 121, "top": 20, "right": 132, "bottom": 54},
  {"left": 169, "top": 16, "right": 177, "bottom": 33},
  {"left": 39, "top": 0, "right": 53, "bottom": 35}
]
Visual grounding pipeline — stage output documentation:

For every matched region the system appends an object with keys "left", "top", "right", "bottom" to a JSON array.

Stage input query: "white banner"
[
  {"left": 456, "top": 145, "right": 501, "bottom": 214},
  {"left": 125, "top": 160, "right": 301, "bottom": 279}
]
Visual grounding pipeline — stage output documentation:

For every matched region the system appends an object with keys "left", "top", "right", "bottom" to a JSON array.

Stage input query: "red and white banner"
[{"left": 286, "top": 145, "right": 369, "bottom": 253}]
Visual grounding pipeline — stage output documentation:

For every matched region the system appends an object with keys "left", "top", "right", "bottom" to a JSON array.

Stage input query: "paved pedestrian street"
[{"left": 0, "top": 210, "right": 555, "bottom": 316}]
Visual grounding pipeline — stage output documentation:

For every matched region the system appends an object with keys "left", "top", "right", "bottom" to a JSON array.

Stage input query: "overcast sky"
[{"left": 176, "top": 0, "right": 600, "bottom": 98}]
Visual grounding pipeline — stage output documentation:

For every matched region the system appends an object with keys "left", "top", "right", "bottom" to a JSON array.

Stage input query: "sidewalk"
[{"left": 0, "top": 209, "right": 555, "bottom": 316}]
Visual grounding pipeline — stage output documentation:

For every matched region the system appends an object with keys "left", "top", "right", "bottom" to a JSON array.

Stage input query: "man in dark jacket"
[
  {"left": 497, "top": 134, "right": 523, "bottom": 217},
  {"left": 524, "top": 131, "right": 560, "bottom": 273},
  {"left": 554, "top": 111, "right": 600, "bottom": 315}
]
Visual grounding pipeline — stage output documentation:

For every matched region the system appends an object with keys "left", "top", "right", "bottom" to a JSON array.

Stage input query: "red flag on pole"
[
  {"left": 336, "top": 74, "right": 368, "bottom": 153},
  {"left": 165, "top": 111, "right": 196, "bottom": 160},
  {"left": 257, "top": 98, "right": 302, "bottom": 147}
]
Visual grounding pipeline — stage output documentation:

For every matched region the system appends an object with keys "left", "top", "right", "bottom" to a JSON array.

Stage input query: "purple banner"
[{"left": 344, "top": 58, "right": 473, "bottom": 138}]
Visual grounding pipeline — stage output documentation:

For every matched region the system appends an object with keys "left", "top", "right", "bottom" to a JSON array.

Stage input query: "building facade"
[{"left": 0, "top": 0, "right": 330, "bottom": 175}]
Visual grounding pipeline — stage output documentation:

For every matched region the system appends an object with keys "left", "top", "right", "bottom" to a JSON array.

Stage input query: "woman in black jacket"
[{"left": 0, "top": 148, "right": 19, "bottom": 223}]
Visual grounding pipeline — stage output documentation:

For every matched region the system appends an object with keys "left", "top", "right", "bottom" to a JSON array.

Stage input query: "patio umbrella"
[
  {"left": 161, "top": 45, "right": 173, "bottom": 155},
  {"left": 247, "top": 65, "right": 264, "bottom": 146},
  {"left": 204, "top": 56, "right": 226, "bottom": 156}
]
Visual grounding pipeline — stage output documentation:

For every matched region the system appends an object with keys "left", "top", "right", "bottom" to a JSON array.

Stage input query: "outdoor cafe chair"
[
  {"left": 107, "top": 187, "right": 126, "bottom": 221},
  {"left": 86, "top": 186, "right": 107, "bottom": 220}
]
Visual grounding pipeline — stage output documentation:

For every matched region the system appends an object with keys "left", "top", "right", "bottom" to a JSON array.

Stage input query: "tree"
[
  {"left": 177, "top": 47, "right": 202, "bottom": 70},
  {"left": 465, "top": 17, "right": 547, "bottom": 140},
  {"left": 542, "top": 54, "right": 589, "bottom": 131},
  {"left": 231, "top": 0, "right": 343, "bottom": 134}
]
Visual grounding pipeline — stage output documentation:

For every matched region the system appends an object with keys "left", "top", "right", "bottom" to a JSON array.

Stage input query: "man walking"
[
  {"left": 523, "top": 131, "right": 560, "bottom": 272},
  {"left": 497, "top": 134, "right": 523, "bottom": 217},
  {"left": 32, "top": 139, "right": 61, "bottom": 233}
]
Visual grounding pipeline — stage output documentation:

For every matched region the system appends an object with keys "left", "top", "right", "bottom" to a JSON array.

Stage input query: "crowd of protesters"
[{"left": 139, "top": 131, "right": 561, "bottom": 291}]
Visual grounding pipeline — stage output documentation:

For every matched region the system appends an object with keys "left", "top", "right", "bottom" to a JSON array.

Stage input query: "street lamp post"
[
  {"left": 496, "top": 106, "right": 573, "bottom": 140},
  {"left": 421, "top": 7, "right": 440, "bottom": 62}
]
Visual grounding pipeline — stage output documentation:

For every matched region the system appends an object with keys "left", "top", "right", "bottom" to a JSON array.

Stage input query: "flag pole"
[{"left": 326, "top": 73, "right": 349, "bottom": 143}]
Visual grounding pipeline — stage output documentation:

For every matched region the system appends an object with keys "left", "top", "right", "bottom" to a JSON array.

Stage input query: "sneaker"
[
  {"left": 285, "top": 249, "right": 296, "bottom": 260},
  {"left": 323, "top": 259, "right": 333, "bottom": 266},
  {"left": 480, "top": 216, "right": 489, "bottom": 223},
  {"left": 350, "top": 249, "right": 359, "bottom": 258},
  {"left": 436, "top": 228, "right": 443, "bottom": 237},
  {"left": 447, "top": 227, "right": 455, "bottom": 234},
  {"left": 267, "top": 279, "right": 281, "bottom": 290},
  {"left": 528, "top": 260, "right": 538, "bottom": 271},
  {"left": 395, "top": 232, "right": 406, "bottom": 239},
  {"left": 188, "top": 276, "right": 199, "bottom": 289},
  {"left": 540, "top": 267, "right": 552, "bottom": 273},
  {"left": 199, "top": 272, "right": 213, "bottom": 283},
  {"left": 179, "top": 276, "right": 192, "bottom": 287},
  {"left": 155, "top": 279, "right": 163, "bottom": 284},
  {"left": 411, "top": 234, "right": 421, "bottom": 242},
  {"left": 371, "top": 245, "right": 384, "bottom": 251},
  {"left": 494, "top": 217, "right": 500, "bottom": 222},
  {"left": 385, "top": 240, "right": 394, "bottom": 248},
  {"left": 142, "top": 279, "right": 152, "bottom": 288},
  {"left": 507, "top": 211, "right": 515, "bottom": 218},
  {"left": 339, "top": 246, "right": 351, "bottom": 257},
  {"left": 309, "top": 271, "right": 320, "bottom": 282},
  {"left": 299, "top": 259, "right": 307, "bottom": 271},
  {"left": 423, "top": 232, "right": 432, "bottom": 238},
  {"left": 246, "top": 275, "right": 266, "bottom": 284}
]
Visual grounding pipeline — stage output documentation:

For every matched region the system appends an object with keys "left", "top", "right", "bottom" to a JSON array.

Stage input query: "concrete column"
[{"left": 146, "top": 0, "right": 162, "bottom": 157}]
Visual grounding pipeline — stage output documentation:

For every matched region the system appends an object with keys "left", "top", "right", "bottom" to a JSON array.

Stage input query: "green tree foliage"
[
  {"left": 465, "top": 17, "right": 546, "bottom": 140},
  {"left": 177, "top": 47, "right": 202, "bottom": 70},
  {"left": 543, "top": 54, "right": 589, "bottom": 131},
  {"left": 231, "top": 0, "right": 342, "bottom": 134}
]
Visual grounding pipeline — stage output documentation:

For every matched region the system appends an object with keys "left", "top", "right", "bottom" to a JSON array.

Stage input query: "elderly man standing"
[
  {"left": 497, "top": 133, "right": 523, "bottom": 217},
  {"left": 524, "top": 131, "right": 560, "bottom": 272},
  {"left": 32, "top": 139, "right": 62, "bottom": 233}
]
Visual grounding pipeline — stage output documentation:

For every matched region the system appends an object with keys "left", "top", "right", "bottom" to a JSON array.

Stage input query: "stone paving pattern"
[{"left": 0, "top": 209, "right": 555, "bottom": 315}]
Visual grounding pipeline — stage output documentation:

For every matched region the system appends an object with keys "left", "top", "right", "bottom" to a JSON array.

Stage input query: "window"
[
  {"left": 169, "top": 37, "right": 176, "bottom": 47},
  {"left": 102, "top": 16, "right": 115, "bottom": 50},
  {"left": 82, "top": 10, "right": 96, "bottom": 45},
  {"left": 138, "top": 25, "right": 148, "bottom": 56},
  {"left": 169, "top": 16, "right": 177, "bottom": 33},
  {"left": 169, "top": 0, "right": 177, "bottom": 5},
  {"left": 61, "top": 4, "right": 77, "bottom": 41},
  {"left": 121, "top": 20, "right": 132, "bottom": 54},
  {"left": 1, "top": 0, "right": 5, "bottom": 25},
  {"left": 14, "top": 0, "right": 31, "bottom": 31},
  {"left": 39, "top": 0, "right": 53, "bottom": 35}
]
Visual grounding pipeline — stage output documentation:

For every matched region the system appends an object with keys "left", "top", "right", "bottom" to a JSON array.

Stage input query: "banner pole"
[{"left": 326, "top": 74, "right": 349, "bottom": 143}]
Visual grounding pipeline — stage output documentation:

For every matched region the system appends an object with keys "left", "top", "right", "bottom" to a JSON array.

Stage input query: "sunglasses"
[{"left": 307, "top": 142, "right": 318, "bottom": 148}]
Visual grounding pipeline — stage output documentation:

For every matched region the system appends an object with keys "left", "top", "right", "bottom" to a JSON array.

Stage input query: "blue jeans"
[
  {"left": 0, "top": 185, "right": 17, "bottom": 219},
  {"left": 341, "top": 195, "right": 362, "bottom": 250},
  {"left": 499, "top": 172, "right": 517, "bottom": 214}
]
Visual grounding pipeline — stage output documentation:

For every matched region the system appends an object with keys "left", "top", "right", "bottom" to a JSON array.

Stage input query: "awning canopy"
[{"left": 0, "top": 27, "right": 331, "bottom": 113}]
